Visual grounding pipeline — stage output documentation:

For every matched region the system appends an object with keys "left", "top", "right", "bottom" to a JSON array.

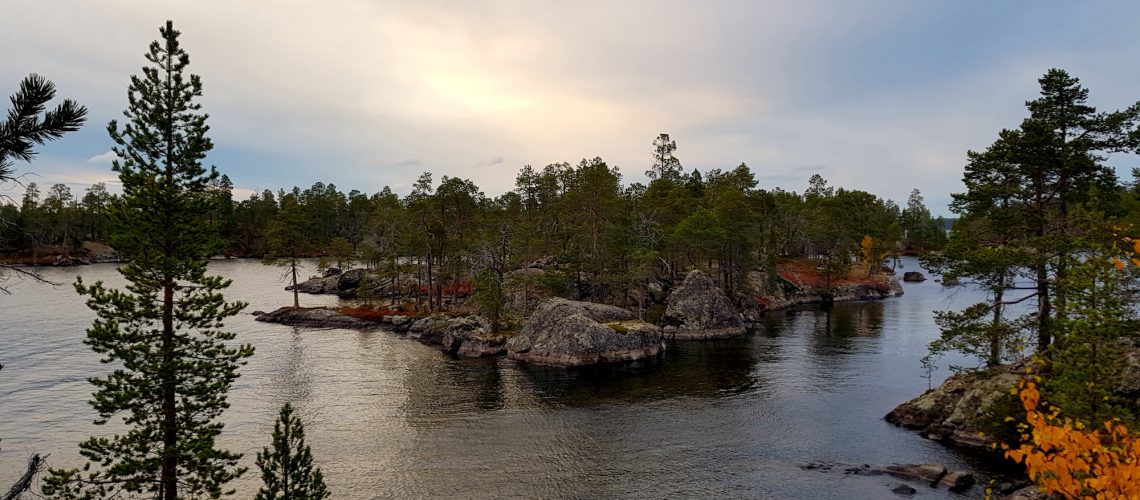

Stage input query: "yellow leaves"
[
  {"left": 1004, "top": 381, "right": 1140, "bottom": 498},
  {"left": 1112, "top": 257, "right": 1126, "bottom": 270}
]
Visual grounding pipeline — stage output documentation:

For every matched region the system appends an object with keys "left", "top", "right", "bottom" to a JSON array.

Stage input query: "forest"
[{"left": 1, "top": 141, "right": 950, "bottom": 315}]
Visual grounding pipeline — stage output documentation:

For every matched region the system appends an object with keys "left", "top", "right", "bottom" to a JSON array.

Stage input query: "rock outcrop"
[
  {"left": 885, "top": 366, "right": 1021, "bottom": 447},
  {"left": 406, "top": 315, "right": 508, "bottom": 358},
  {"left": 81, "top": 241, "right": 125, "bottom": 263},
  {"left": 664, "top": 270, "right": 745, "bottom": 339},
  {"left": 253, "top": 307, "right": 381, "bottom": 330},
  {"left": 742, "top": 272, "right": 904, "bottom": 320},
  {"left": 506, "top": 298, "right": 664, "bottom": 366}
]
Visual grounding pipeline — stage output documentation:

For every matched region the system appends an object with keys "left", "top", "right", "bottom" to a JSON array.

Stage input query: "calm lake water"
[{"left": 1, "top": 257, "right": 996, "bottom": 498}]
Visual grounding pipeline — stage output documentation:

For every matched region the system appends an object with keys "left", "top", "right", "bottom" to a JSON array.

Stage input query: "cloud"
[
  {"left": 86, "top": 150, "right": 119, "bottom": 164},
  {"left": 3, "top": 0, "right": 1139, "bottom": 216},
  {"left": 473, "top": 156, "right": 505, "bottom": 169}
]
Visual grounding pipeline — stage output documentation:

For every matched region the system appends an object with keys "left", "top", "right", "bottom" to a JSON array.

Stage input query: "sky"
[{"left": 3, "top": 1, "right": 1140, "bottom": 215}]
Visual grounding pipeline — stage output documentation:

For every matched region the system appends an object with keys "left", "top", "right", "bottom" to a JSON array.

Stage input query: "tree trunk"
[
  {"left": 426, "top": 251, "right": 434, "bottom": 311},
  {"left": 990, "top": 285, "right": 1004, "bottom": 367},
  {"left": 291, "top": 245, "right": 299, "bottom": 308},
  {"left": 161, "top": 280, "right": 177, "bottom": 500},
  {"left": 1036, "top": 263, "right": 1051, "bottom": 354}
]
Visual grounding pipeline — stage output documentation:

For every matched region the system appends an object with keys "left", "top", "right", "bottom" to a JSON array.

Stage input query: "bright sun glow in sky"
[{"left": 3, "top": 1, "right": 1140, "bottom": 213}]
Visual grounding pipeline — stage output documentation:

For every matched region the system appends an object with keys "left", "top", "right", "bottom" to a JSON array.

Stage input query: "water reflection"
[
  {"left": 2, "top": 258, "right": 995, "bottom": 498},
  {"left": 400, "top": 355, "right": 506, "bottom": 428},
  {"left": 519, "top": 338, "right": 765, "bottom": 405}
]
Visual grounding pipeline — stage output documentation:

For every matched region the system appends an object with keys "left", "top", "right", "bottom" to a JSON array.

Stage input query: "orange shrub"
[{"left": 1003, "top": 380, "right": 1140, "bottom": 498}]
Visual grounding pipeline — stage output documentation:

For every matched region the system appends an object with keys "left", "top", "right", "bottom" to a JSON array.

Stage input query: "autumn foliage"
[{"left": 1003, "top": 379, "right": 1140, "bottom": 498}]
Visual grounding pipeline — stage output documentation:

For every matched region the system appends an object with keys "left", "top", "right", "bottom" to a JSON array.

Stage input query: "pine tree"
[
  {"left": 42, "top": 21, "right": 253, "bottom": 499},
  {"left": 255, "top": 403, "right": 331, "bottom": 500}
]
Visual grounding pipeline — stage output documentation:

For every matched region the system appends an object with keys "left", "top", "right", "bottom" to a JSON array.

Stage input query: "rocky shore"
[
  {"left": 884, "top": 366, "right": 1022, "bottom": 447},
  {"left": 264, "top": 264, "right": 912, "bottom": 368},
  {"left": 0, "top": 241, "right": 127, "bottom": 267},
  {"left": 255, "top": 307, "right": 511, "bottom": 357}
]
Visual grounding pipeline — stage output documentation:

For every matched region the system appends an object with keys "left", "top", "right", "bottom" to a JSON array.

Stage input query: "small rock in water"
[
  {"left": 891, "top": 484, "right": 917, "bottom": 496},
  {"left": 938, "top": 470, "right": 975, "bottom": 492},
  {"left": 902, "top": 271, "right": 927, "bottom": 282},
  {"left": 883, "top": 463, "right": 947, "bottom": 486}
]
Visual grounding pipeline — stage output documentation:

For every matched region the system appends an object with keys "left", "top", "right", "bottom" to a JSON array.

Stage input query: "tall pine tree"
[
  {"left": 255, "top": 403, "right": 330, "bottom": 500},
  {"left": 43, "top": 21, "right": 253, "bottom": 499}
]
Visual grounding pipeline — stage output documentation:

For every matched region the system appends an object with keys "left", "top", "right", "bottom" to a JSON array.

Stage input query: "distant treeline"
[{"left": 1, "top": 138, "right": 949, "bottom": 306}]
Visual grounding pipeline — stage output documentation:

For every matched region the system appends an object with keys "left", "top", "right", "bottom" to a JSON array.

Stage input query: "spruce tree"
[
  {"left": 42, "top": 21, "right": 253, "bottom": 499},
  {"left": 255, "top": 403, "right": 331, "bottom": 500}
]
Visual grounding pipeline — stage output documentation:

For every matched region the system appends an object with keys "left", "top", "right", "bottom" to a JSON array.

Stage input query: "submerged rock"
[
  {"left": 506, "top": 298, "right": 664, "bottom": 366},
  {"left": 254, "top": 307, "right": 381, "bottom": 330},
  {"left": 664, "top": 270, "right": 745, "bottom": 339},
  {"left": 890, "top": 484, "right": 916, "bottom": 496},
  {"left": 902, "top": 271, "right": 927, "bottom": 282}
]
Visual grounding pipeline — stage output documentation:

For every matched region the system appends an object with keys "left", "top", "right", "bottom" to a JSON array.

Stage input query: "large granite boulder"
[
  {"left": 664, "top": 270, "right": 745, "bottom": 339},
  {"left": 506, "top": 298, "right": 664, "bottom": 366},
  {"left": 253, "top": 307, "right": 380, "bottom": 330},
  {"left": 288, "top": 273, "right": 340, "bottom": 294},
  {"left": 287, "top": 268, "right": 375, "bottom": 295},
  {"left": 337, "top": 268, "right": 366, "bottom": 292},
  {"left": 81, "top": 241, "right": 126, "bottom": 263}
]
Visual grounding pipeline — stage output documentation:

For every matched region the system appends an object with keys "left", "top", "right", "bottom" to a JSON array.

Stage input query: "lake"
[{"left": 1, "top": 257, "right": 996, "bottom": 498}]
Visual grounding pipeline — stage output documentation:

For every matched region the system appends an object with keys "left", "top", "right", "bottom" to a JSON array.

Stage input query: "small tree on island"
[
  {"left": 265, "top": 192, "right": 307, "bottom": 308},
  {"left": 43, "top": 21, "right": 253, "bottom": 499},
  {"left": 255, "top": 403, "right": 331, "bottom": 500}
]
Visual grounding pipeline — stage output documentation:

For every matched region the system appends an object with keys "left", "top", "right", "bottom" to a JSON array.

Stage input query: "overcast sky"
[{"left": 4, "top": 1, "right": 1140, "bottom": 214}]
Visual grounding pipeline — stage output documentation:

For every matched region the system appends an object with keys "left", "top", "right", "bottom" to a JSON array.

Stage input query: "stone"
[
  {"left": 902, "top": 271, "right": 926, "bottom": 282},
  {"left": 288, "top": 274, "right": 340, "bottom": 294},
  {"left": 664, "top": 270, "right": 745, "bottom": 339},
  {"left": 882, "top": 463, "right": 946, "bottom": 486},
  {"left": 938, "top": 470, "right": 975, "bottom": 492},
  {"left": 81, "top": 241, "right": 126, "bottom": 263},
  {"left": 337, "top": 268, "right": 367, "bottom": 292},
  {"left": 890, "top": 484, "right": 917, "bottom": 496},
  {"left": 506, "top": 298, "right": 664, "bottom": 366}
]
